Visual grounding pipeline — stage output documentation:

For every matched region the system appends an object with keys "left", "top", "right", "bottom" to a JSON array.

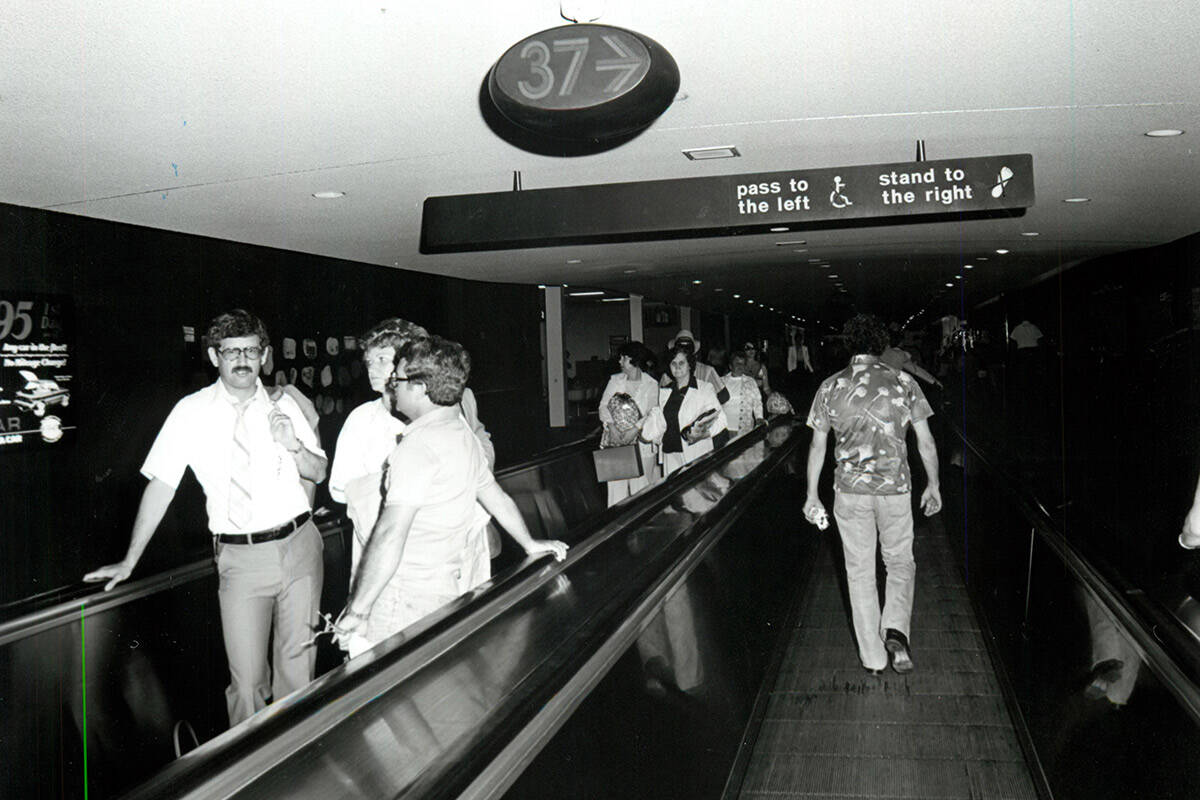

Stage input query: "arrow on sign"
[{"left": 595, "top": 34, "right": 644, "bottom": 93}]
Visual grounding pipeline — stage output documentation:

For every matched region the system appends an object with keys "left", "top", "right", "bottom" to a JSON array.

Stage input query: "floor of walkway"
[{"left": 738, "top": 517, "right": 1040, "bottom": 800}]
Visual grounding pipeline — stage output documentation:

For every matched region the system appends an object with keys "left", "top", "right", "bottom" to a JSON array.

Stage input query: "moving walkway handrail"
[
  {"left": 120, "top": 420, "right": 802, "bottom": 800},
  {"left": 456, "top": 424, "right": 804, "bottom": 800},
  {"left": 0, "top": 436, "right": 599, "bottom": 647},
  {"left": 959, "top": 430, "right": 1200, "bottom": 724}
]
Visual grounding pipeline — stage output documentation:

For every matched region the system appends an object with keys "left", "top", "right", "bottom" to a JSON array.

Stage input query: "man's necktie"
[{"left": 228, "top": 402, "right": 253, "bottom": 529}]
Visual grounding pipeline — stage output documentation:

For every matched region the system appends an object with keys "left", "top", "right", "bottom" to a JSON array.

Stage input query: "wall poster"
[{"left": 0, "top": 293, "right": 75, "bottom": 450}]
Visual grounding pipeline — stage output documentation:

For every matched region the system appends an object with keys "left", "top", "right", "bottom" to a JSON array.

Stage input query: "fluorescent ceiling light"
[
  {"left": 1021, "top": 231, "right": 1039, "bottom": 237},
  {"left": 600, "top": 297, "right": 629, "bottom": 303},
  {"left": 770, "top": 227, "right": 789, "bottom": 233},
  {"left": 1063, "top": 197, "right": 1091, "bottom": 203},
  {"left": 568, "top": 290, "right": 604, "bottom": 297},
  {"left": 311, "top": 191, "right": 345, "bottom": 199},
  {"left": 683, "top": 145, "right": 740, "bottom": 160},
  {"left": 1145, "top": 129, "right": 1184, "bottom": 137},
  {"left": 775, "top": 240, "right": 806, "bottom": 246},
  {"left": 566, "top": 258, "right": 582, "bottom": 264},
  {"left": 995, "top": 249, "right": 1009, "bottom": 254}
]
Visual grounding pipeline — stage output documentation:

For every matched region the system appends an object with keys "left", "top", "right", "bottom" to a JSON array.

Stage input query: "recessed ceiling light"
[
  {"left": 311, "top": 191, "right": 345, "bottom": 199},
  {"left": 828, "top": 274, "right": 839, "bottom": 278},
  {"left": 976, "top": 257, "right": 989, "bottom": 261},
  {"left": 964, "top": 264, "right": 973, "bottom": 270},
  {"left": 623, "top": 268, "right": 638, "bottom": 274},
  {"left": 1021, "top": 231, "right": 1039, "bottom": 237},
  {"left": 692, "top": 279, "right": 702, "bottom": 284},
  {"left": 682, "top": 145, "right": 740, "bottom": 160},
  {"left": 818, "top": 263, "right": 831, "bottom": 269},
  {"left": 733, "top": 293, "right": 741, "bottom": 298},
  {"left": 945, "top": 282, "right": 954, "bottom": 288},
  {"left": 793, "top": 248, "right": 808, "bottom": 254},
  {"left": 714, "top": 287, "right": 724, "bottom": 292},
  {"left": 775, "top": 240, "right": 807, "bottom": 246},
  {"left": 955, "top": 274, "right": 963, "bottom": 279},
  {"left": 808, "top": 258, "right": 823, "bottom": 263},
  {"left": 1063, "top": 197, "right": 1091, "bottom": 203},
  {"left": 566, "top": 258, "right": 582, "bottom": 264},
  {"left": 770, "top": 227, "right": 789, "bottom": 233},
  {"left": 600, "top": 297, "right": 629, "bottom": 303},
  {"left": 568, "top": 290, "right": 604, "bottom": 297},
  {"left": 995, "top": 249, "right": 1009, "bottom": 254},
  {"left": 537, "top": 284, "right": 547, "bottom": 289},
  {"left": 1145, "top": 129, "right": 1184, "bottom": 137},
  {"left": 746, "top": 300, "right": 754, "bottom": 304}
]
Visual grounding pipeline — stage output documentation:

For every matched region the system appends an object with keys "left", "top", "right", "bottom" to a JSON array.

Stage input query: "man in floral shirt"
[{"left": 804, "top": 314, "right": 942, "bottom": 675}]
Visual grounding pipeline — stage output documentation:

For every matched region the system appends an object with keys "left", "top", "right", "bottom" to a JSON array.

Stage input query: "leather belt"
[{"left": 216, "top": 511, "right": 311, "bottom": 545}]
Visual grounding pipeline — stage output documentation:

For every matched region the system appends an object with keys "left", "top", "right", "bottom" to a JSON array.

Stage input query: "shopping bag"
[{"left": 592, "top": 444, "right": 643, "bottom": 481}]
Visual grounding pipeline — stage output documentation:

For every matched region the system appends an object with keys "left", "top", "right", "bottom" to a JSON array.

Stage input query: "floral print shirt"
[{"left": 806, "top": 355, "right": 933, "bottom": 495}]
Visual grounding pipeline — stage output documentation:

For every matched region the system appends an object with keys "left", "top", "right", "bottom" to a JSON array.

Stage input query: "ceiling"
[{"left": 3, "top": 1, "right": 1198, "bottom": 328}]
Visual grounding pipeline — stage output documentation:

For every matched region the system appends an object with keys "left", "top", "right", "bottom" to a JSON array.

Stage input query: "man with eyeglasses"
[
  {"left": 85, "top": 309, "right": 327, "bottom": 727},
  {"left": 333, "top": 336, "right": 567, "bottom": 657},
  {"left": 329, "top": 318, "right": 495, "bottom": 587}
]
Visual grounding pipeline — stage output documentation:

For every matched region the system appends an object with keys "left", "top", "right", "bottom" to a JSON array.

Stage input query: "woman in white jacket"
[
  {"left": 643, "top": 345, "right": 728, "bottom": 477},
  {"left": 598, "top": 341, "right": 661, "bottom": 505}
]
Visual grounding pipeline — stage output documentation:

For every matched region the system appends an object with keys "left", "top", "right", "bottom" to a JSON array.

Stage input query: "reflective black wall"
[{"left": 0, "top": 203, "right": 546, "bottom": 605}]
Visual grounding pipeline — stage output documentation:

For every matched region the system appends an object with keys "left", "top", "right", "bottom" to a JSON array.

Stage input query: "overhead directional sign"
[
  {"left": 420, "top": 154, "right": 1034, "bottom": 254},
  {"left": 487, "top": 24, "right": 679, "bottom": 141}
]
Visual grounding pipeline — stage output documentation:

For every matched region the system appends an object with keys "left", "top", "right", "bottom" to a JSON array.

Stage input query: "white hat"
[{"left": 669, "top": 329, "right": 699, "bottom": 350}]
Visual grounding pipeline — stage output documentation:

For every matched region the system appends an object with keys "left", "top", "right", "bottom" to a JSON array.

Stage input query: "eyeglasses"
[
  {"left": 387, "top": 374, "right": 424, "bottom": 386},
  {"left": 217, "top": 346, "right": 263, "bottom": 361}
]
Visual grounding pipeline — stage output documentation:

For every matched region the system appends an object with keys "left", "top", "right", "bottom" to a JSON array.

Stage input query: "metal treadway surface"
[{"left": 739, "top": 515, "right": 1040, "bottom": 800}]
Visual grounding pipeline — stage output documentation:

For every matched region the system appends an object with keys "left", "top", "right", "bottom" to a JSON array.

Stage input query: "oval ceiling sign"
[{"left": 488, "top": 24, "right": 679, "bottom": 140}]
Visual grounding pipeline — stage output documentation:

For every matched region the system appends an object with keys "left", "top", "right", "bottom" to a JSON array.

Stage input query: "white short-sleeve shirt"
[
  {"left": 141, "top": 379, "right": 323, "bottom": 534},
  {"left": 383, "top": 406, "right": 496, "bottom": 568},
  {"left": 328, "top": 397, "right": 407, "bottom": 504}
]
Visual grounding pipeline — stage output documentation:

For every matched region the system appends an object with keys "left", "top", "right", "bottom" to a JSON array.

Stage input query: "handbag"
[{"left": 592, "top": 443, "right": 644, "bottom": 482}]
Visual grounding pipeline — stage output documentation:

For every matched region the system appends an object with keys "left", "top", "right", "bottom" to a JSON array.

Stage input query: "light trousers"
[
  {"left": 216, "top": 520, "right": 324, "bottom": 726},
  {"left": 832, "top": 491, "right": 915, "bottom": 670}
]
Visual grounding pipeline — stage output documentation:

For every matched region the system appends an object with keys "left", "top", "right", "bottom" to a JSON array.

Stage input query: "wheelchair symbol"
[{"left": 830, "top": 176, "right": 853, "bottom": 209}]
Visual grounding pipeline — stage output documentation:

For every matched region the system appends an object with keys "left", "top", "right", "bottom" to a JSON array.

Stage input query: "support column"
[
  {"left": 679, "top": 306, "right": 692, "bottom": 333},
  {"left": 629, "top": 294, "right": 644, "bottom": 342},
  {"left": 545, "top": 286, "right": 566, "bottom": 427}
]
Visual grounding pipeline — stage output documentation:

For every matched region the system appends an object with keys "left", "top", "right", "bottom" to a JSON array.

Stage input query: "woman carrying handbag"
[
  {"left": 642, "top": 344, "right": 728, "bottom": 478},
  {"left": 597, "top": 342, "right": 661, "bottom": 505}
]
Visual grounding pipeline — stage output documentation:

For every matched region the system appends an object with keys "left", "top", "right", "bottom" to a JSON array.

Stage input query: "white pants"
[{"left": 832, "top": 492, "right": 915, "bottom": 670}]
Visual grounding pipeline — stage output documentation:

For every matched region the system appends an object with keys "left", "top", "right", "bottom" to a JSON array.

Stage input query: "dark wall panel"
[{"left": 0, "top": 203, "right": 544, "bottom": 604}]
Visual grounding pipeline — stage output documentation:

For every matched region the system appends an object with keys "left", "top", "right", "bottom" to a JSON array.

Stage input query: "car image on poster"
[{"left": 0, "top": 295, "right": 75, "bottom": 450}]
